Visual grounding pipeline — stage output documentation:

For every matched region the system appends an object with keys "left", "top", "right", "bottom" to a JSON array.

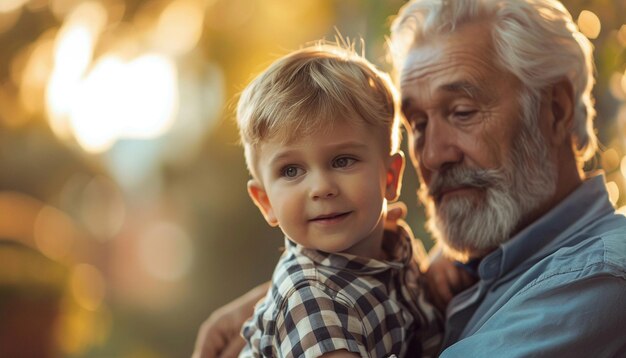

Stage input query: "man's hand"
[
  {"left": 423, "top": 245, "right": 476, "bottom": 312},
  {"left": 384, "top": 201, "right": 408, "bottom": 232},
  {"left": 192, "top": 282, "right": 270, "bottom": 358}
]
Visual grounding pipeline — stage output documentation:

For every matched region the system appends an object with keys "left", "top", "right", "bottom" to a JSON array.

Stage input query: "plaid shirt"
[{"left": 240, "top": 224, "right": 443, "bottom": 357}]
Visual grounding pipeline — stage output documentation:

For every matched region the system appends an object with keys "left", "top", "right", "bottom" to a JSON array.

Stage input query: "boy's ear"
[
  {"left": 385, "top": 151, "right": 405, "bottom": 202},
  {"left": 247, "top": 180, "right": 278, "bottom": 227}
]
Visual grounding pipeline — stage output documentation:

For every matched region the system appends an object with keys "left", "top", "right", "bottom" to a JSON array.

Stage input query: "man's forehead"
[
  {"left": 399, "top": 44, "right": 442, "bottom": 87},
  {"left": 400, "top": 52, "right": 485, "bottom": 100},
  {"left": 401, "top": 79, "right": 484, "bottom": 108},
  {"left": 399, "top": 48, "right": 501, "bottom": 108},
  {"left": 399, "top": 21, "right": 495, "bottom": 85}
]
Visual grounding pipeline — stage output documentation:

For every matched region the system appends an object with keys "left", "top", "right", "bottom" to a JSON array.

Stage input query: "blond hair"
[{"left": 237, "top": 44, "right": 400, "bottom": 179}]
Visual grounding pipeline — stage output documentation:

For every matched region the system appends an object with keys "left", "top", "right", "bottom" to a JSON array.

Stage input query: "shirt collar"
[
  {"left": 479, "top": 173, "right": 613, "bottom": 280},
  {"left": 287, "top": 225, "right": 415, "bottom": 275}
]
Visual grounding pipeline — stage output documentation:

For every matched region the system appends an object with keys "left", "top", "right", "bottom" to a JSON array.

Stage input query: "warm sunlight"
[{"left": 52, "top": 53, "right": 179, "bottom": 153}]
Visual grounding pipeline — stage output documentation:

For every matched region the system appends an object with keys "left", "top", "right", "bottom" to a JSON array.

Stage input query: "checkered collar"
[{"left": 285, "top": 225, "right": 415, "bottom": 275}]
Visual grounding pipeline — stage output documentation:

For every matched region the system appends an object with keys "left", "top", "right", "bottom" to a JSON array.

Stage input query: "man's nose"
[
  {"left": 419, "top": 118, "right": 463, "bottom": 172},
  {"left": 309, "top": 172, "right": 339, "bottom": 200}
]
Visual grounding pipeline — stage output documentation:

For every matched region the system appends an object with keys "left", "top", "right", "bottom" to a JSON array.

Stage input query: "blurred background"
[{"left": 0, "top": 0, "right": 624, "bottom": 356}]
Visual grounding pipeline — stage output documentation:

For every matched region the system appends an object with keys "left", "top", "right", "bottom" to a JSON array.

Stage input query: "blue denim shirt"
[{"left": 441, "top": 174, "right": 626, "bottom": 357}]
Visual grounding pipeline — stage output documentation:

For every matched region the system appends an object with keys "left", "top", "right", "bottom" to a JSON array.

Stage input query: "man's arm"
[
  {"left": 422, "top": 243, "right": 476, "bottom": 311},
  {"left": 192, "top": 281, "right": 270, "bottom": 358},
  {"left": 440, "top": 275, "right": 626, "bottom": 357}
]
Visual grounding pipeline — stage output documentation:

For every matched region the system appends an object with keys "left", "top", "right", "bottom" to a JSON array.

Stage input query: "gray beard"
[{"left": 419, "top": 91, "right": 557, "bottom": 257}]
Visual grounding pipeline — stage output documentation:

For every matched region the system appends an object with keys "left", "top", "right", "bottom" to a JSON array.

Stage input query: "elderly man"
[{"left": 194, "top": 0, "right": 626, "bottom": 356}]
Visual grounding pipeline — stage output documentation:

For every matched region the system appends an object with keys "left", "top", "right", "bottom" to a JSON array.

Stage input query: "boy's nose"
[{"left": 309, "top": 173, "right": 339, "bottom": 200}]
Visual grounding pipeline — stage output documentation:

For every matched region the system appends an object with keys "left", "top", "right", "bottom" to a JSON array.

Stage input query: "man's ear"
[
  {"left": 247, "top": 180, "right": 278, "bottom": 227},
  {"left": 545, "top": 79, "right": 574, "bottom": 145},
  {"left": 385, "top": 151, "right": 406, "bottom": 202}
]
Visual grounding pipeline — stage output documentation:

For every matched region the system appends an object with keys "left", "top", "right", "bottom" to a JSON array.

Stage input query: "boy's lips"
[{"left": 309, "top": 211, "right": 352, "bottom": 223}]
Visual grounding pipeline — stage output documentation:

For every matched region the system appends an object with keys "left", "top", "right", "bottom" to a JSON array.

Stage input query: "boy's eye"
[
  {"left": 281, "top": 166, "right": 303, "bottom": 178},
  {"left": 332, "top": 157, "right": 356, "bottom": 168}
]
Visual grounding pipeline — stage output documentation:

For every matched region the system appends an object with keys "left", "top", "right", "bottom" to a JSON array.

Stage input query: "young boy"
[{"left": 236, "top": 44, "right": 451, "bottom": 357}]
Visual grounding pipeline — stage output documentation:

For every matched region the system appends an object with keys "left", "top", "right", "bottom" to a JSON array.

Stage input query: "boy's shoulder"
[
  {"left": 266, "top": 243, "right": 402, "bottom": 319},
  {"left": 269, "top": 246, "right": 350, "bottom": 306},
  {"left": 242, "top": 250, "right": 367, "bottom": 357}
]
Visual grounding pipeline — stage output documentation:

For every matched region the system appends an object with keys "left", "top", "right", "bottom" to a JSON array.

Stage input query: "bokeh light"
[
  {"left": 601, "top": 148, "right": 621, "bottom": 172},
  {"left": 56, "top": 296, "right": 110, "bottom": 355},
  {"left": 46, "top": 2, "right": 107, "bottom": 127},
  {"left": 205, "top": 0, "right": 256, "bottom": 31},
  {"left": 137, "top": 222, "right": 193, "bottom": 281},
  {"left": 70, "top": 263, "right": 106, "bottom": 311},
  {"left": 55, "top": 2, "right": 106, "bottom": 80},
  {"left": 50, "top": 0, "right": 84, "bottom": 19},
  {"left": 0, "top": 6, "right": 22, "bottom": 35},
  {"left": 152, "top": 0, "right": 204, "bottom": 56},
  {"left": 577, "top": 10, "right": 601, "bottom": 39},
  {"left": 609, "top": 72, "right": 625, "bottom": 100},
  {"left": 79, "top": 175, "right": 126, "bottom": 240},
  {"left": 607, "top": 181, "right": 620, "bottom": 205},
  {"left": 41, "top": 0, "right": 182, "bottom": 153},
  {"left": 17, "top": 35, "right": 55, "bottom": 116},
  {"left": 33, "top": 205, "right": 78, "bottom": 261},
  {"left": 617, "top": 24, "right": 626, "bottom": 47},
  {"left": 0, "top": 0, "right": 28, "bottom": 13},
  {"left": 0, "top": 191, "right": 41, "bottom": 242},
  {"left": 138, "top": 223, "right": 193, "bottom": 281},
  {"left": 50, "top": 52, "right": 180, "bottom": 153}
]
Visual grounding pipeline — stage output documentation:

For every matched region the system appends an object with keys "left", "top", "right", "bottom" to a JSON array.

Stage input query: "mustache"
[{"left": 426, "top": 166, "right": 504, "bottom": 200}]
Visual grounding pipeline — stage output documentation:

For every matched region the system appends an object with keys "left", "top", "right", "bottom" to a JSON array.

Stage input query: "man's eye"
[
  {"left": 281, "top": 166, "right": 303, "bottom": 178},
  {"left": 333, "top": 157, "right": 356, "bottom": 168},
  {"left": 453, "top": 109, "right": 478, "bottom": 121}
]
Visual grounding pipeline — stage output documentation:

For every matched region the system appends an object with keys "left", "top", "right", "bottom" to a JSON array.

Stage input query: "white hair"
[
  {"left": 390, "top": 0, "right": 597, "bottom": 162},
  {"left": 420, "top": 88, "right": 557, "bottom": 258}
]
